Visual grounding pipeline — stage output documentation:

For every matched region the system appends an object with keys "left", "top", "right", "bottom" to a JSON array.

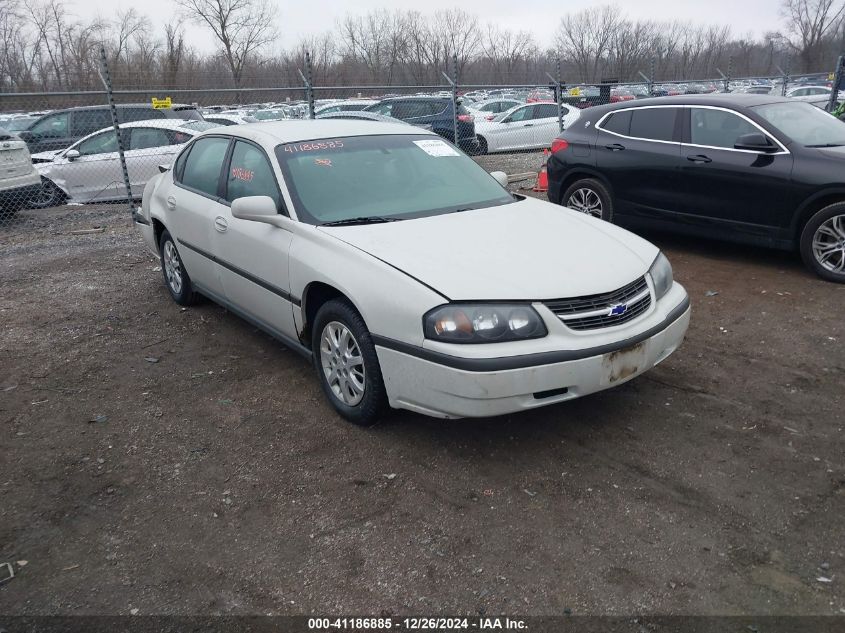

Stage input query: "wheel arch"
[
  {"left": 556, "top": 169, "right": 615, "bottom": 206},
  {"left": 299, "top": 281, "right": 363, "bottom": 346},
  {"left": 792, "top": 188, "right": 845, "bottom": 243}
]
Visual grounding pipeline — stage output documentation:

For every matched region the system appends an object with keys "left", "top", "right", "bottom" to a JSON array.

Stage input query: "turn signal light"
[{"left": 551, "top": 139, "right": 569, "bottom": 154}]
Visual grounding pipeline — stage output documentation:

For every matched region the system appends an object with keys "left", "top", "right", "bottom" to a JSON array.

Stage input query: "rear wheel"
[
  {"left": 312, "top": 299, "right": 387, "bottom": 426},
  {"left": 29, "top": 178, "right": 65, "bottom": 209},
  {"left": 159, "top": 229, "right": 199, "bottom": 305},
  {"left": 800, "top": 202, "right": 845, "bottom": 283},
  {"left": 476, "top": 135, "right": 488, "bottom": 155},
  {"left": 562, "top": 178, "right": 613, "bottom": 222}
]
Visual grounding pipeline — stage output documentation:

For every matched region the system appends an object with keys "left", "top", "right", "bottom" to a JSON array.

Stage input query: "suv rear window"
[{"left": 602, "top": 110, "right": 632, "bottom": 135}]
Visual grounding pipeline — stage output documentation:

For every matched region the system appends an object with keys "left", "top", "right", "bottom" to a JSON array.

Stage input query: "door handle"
[
  {"left": 687, "top": 154, "right": 712, "bottom": 163},
  {"left": 604, "top": 143, "right": 625, "bottom": 151},
  {"left": 166, "top": 195, "right": 176, "bottom": 210},
  {"left": 522, "top": 123, "right": 534, "bottom": 127},
  {"left": 214, "top": 216, "right": 228, "bottom": 233}
]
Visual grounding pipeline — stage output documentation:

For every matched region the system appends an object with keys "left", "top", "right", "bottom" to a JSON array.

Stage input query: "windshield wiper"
[
  {"left": 806, "top": 143, "right": 845, "bottom": 148},
  {"left": 320, "top": 216, "right": 404, "bottom": 226}
]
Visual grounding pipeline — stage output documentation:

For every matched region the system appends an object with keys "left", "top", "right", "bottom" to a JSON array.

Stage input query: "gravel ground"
[{"left": 0, "top": 187, "right": 843, "bottom": 616}]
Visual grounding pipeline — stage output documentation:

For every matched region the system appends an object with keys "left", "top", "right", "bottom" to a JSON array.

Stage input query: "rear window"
[
  {"left": 179, "top": 136, "right": 229, "bottom": 197},
  {"left": 629, "top": 108, "right": 677, "bottom": 142},
  {"left": 602, "top": 110, "right": 632, "bottom": 135}
]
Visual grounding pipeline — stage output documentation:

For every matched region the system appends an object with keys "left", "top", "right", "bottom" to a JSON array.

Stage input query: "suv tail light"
[
  {"left": 458, "top": 114, "right": 474, "bottom": 122},
  {"left": 551, "top": 139, "right": 569, "bottom": 154}
]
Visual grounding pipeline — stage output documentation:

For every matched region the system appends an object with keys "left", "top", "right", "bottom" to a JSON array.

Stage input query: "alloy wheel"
[
  {"left": 162, "top": 240, "right": 184, "bottom": 295},
  {"left": 567, "top": 187, "right": 603, "bottom": 218},
  {"left": 812, "top": 213, "right": 845, "bottom": 273},
  {"left": 320, "top": 321, "right": 366, "bottom": 406}
]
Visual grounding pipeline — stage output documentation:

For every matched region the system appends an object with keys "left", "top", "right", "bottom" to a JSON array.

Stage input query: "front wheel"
[
  {"left": 29, "top": 178, "right": 65, "bottom": 209},
  {"left": 561, "top": 178, "right": 613, "bottom": 222},
  {"left": 475, "top": 135, "right": 488, "bottom": 155},
  {"left": 800, "top": 202, "right": 845, "bottom": 283},
  {"left": 312, "top": 299, "right": 387, "bottom": 426}
]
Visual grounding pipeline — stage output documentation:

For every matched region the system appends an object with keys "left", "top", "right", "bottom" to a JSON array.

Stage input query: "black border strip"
[
  {"left": 177, "top": 238, "right": 301, "bottom": 306},
  {"left": 371, "top": 296, "right": 690, "bottom": 372}
]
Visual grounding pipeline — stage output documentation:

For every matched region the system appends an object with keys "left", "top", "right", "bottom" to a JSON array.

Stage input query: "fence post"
[
  {"left": 452, "top": 54, "right": 459, "bottom": 150},
  {"left": 555, "top": 58, "right": 563, "bottom": 133},
  {"left": 724, "top": 56, "right": 733, "bottom": 93},
  {"left": 305, "top": 52, "right": 315, "bottom": 119},
  {"left": 827, "top": 54, "right": 844, "bottom": 113},
  {"left": 783, "top": 56, "right": 791, "bottom": 97},
  {"left": 649, "top": 57, "right": 656, "bottom": 96},
  {"left": 98, "top": 45, "right": 133, "bottom": 218}
]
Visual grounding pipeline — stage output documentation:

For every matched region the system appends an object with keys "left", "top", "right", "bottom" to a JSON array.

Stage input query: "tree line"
[{"left": 1, "top": 0, "right": 844, "bottom": 94}]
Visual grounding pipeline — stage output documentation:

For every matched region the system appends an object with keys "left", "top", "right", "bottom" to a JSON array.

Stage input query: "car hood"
[
  {"left": 319, "top": 197, "right": 659, "bottom": 300},
  {"left": 30, "top": 149, "right": 63, "bottom": 163}
]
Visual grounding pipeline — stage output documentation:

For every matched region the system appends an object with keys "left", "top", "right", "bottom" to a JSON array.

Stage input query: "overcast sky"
[{"left": 69, "top": 0, "right": 786, "bottom": 54}]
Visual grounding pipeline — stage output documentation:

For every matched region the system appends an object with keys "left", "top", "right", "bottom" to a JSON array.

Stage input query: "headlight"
[
  {"left": 649, "top": 252, "right": 673, "bottom": 300},
  {"left": 423, "top": 304, "right": 547, "bottom": 343}
]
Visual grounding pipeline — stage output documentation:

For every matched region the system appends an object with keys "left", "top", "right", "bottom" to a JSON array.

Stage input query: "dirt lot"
[{"left": 0, "top": 183, "right": 844, "bottom": 616}]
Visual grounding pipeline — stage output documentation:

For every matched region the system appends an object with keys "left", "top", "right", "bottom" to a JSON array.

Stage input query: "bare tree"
[
  {"left": 174, "top": 0, "right": 277, "bottom": 87},
  {"left": 782, "top": 0, "right": 845, "bottom": 72}
]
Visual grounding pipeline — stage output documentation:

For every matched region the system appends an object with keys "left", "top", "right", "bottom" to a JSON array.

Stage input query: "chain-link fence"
[{"left": 1, "top": 49, "right": 843, "bottom": 229}]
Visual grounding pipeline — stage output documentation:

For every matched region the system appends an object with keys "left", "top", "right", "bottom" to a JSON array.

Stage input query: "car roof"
[
  {"left": 207, "top": 119, "right": 435, "bottom": 144},
  {"left": 39, "top": 103, "right": 197, "bottom": 114},
  {"left": 590, "top": 93, "right": 794, "bottom": 115},
  {"left": 118, "top": 119, "right": 205, "bottom": 130},
  {"left": 377, "top": 95, "right": 450, "bottom": 102}
]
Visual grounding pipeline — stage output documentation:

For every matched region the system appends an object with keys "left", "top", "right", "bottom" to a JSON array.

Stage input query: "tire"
[
  {"left": 28, "top": 178, "right": 65, "bottom": 210},
  {"left": 799, "top": 202, "right": 845, "bottom": 283},
  {"left": 312, "top": 299, "right": 387, "bottom": 426},
  {"left": 561, "top": 178, "right": 613, "bottom": 222},
  {"left": 476, "top": 135, "right": 488, "bottom": 155},
  {"left": 158, "top": 229, "right": 199, "bottom": 305}
]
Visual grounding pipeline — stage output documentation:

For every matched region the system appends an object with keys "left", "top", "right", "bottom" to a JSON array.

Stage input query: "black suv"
[
  {"left": 19, "top": 103, "right": 204, "bottom": 153},
  {"left": 365, "top": 97, "right": 479, "bottom": 153},
  {"left": 547, "top": 94, "right": 845, "bottom": 283}
]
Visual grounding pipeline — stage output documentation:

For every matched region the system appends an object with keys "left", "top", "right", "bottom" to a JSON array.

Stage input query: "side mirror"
[
  {"left": 65, "top": 149, "right": 80, "bottom": 161},
  {"left": 158, "top": 164, "right": 171, "bottom": 174},
  {"left": 231, "top": 195, "right": 287, "bottom": 228},
  {"left": 490, "top": 171, "right": 509, "bottom": 188},
  {"left": 734, "top": 133, "right": 777, "bottom": 152}
]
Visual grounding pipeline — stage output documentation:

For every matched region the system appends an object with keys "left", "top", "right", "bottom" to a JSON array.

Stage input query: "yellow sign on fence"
[
  {"left": 568, "top": 87, "right": 581, "bottom": 96},
  {"left": 151, "top": 97, "right": 172, "bottom": 109}
]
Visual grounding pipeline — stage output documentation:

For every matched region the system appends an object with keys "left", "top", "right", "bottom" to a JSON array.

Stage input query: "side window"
[
  {"left": 320, "top": 106, "right": 340, "bottom": 114},
  {"left": 506, "top": 106, "right": 534, "bottom": 122},
  {"left": 122, "top": 108, "right": 160, "bottom": 122},
  {"left": 179, "top": 136, "right": 230, "bottom": 197},
  {"left": 369, "top": 102, "right": 393, "bottom": 116},
  {"left": 129, "top": 127, "right": 172, "bottom": 150},
  {"left": 690, "top": 108, "right": 760, "bottom": 149},
  {"left": 393, "top": 102, "right": 434, "bottom": 119},
  {"left": 629, "top": 108, "right": 677, "bottom": 142},
  {"left": 76, "top": 130, "right": 118, "bottom": 156},
  {"left": 31, "top": 112, "right": 70, "bottom": 137},
  {"left": 173, "top": 146, "right": 191, "bottom": 181},
  {"left": 224, "top": 141, "right": 281, "bottom": 209},
  {"left": 73, "top": 109, "right": 111, "bottom": 136},
  {"left": 602, "top": 110, "right": 632, "bottom": 135},
  {"left": 533, "top": 104, "right": 559, "bottom": 119}
]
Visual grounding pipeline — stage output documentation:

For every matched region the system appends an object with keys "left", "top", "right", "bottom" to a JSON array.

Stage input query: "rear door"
[
  {"left": 212, "top": 139, "right": 296, "bottom": 337},
  {"left": 166, "top": 135, "right": 231, "bottom": 298},
  {"left": 594, "top": 105, "right": 683, "bottom": 218},
  {"left": 677, "top": 106, "right": 795, "bottom": 232}
]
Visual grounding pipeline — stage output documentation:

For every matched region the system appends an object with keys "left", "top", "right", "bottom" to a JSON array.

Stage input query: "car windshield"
[
  {"left": 752, "top": 101, "right": 845, "bottom": 147},
  {"left": 274, "top": 134, "right": 514, "bottom": 225}
]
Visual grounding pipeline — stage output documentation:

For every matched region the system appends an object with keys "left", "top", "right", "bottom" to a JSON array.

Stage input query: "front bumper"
[
  {"left": 375, "top": 294, "right": 690, "bottom": 419},
  {"left": 0, "top": 173, "right": 42, "bottom": 210}
]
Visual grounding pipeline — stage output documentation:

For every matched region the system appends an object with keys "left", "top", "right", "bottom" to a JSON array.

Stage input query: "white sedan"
[
  {"left": 474, "top": 102, "right": 580, "bottom": 154},
  {"left": 30, "top": 119, "right": 216, "bottom": 208},
  {"left": 134, "top": 121, "right": 690, "bottom": 425}
]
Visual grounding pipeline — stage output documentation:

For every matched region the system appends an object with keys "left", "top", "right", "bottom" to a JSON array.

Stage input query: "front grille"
[{"left": 544, "top": 276, "right": 652, "bottom": 331}]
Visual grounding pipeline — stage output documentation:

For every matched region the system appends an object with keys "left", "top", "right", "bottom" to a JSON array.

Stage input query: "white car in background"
[
  {"left": 0, "top": 126, "right": 42, "bottom": 217},
  {"left": 466, "top": 98, "right": 523, "bottom": 121},
  {"left": 135, "top": 120, "right": 689, "bottom": 425},
  {"left": 474, "top": 102, "right": 580, "bottom": 154},
  {"left": 314, "top": 100, "right": 379, "bottom": 116},
  {"left": 204, "top": 113, "right": 258, "bottom": 127},
  {"left": 30, "top": 119, "right": 217, "bottom": 208}
]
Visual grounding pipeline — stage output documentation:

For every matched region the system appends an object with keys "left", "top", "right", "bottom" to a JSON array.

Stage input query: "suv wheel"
[
  {"left": 562, "top": 178, "right": 613, "bottom": 222},
  {"left": 800, "top": 202, "right": 845, "bottom": 283},
  {"left": 159, "top": 230, "right": 199, "bottom": 305},
  {"left": 312, "top": 299, "right": 387, "bottom": 426}
]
